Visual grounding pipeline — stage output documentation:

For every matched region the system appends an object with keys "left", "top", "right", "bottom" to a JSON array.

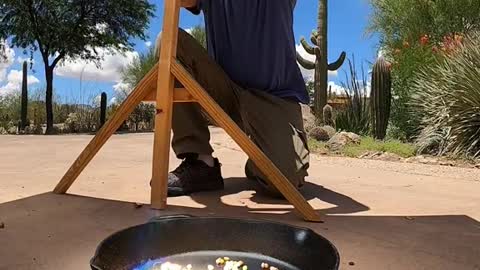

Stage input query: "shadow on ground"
[
  {"left": 0, "top": 181, "right": 479, "bottom": 270},
  {"left": 189, "top": 177, "right": 370, "bottom": 215}
]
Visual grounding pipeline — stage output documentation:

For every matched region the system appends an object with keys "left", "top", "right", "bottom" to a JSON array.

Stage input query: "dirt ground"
[{"left": 0, "top": 129, "right": 479, "bottom": 270}]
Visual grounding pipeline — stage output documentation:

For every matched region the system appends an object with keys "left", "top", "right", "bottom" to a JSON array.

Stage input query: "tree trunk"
[{"left": 45, "top": 67, "right": 54, "bottom": 134}]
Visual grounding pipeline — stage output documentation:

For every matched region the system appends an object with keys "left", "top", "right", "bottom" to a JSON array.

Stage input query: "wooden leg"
[
  {"left": 150, "top": 0, "right": 181, "bottom": 209},
  {"left": 53, "top": 64, "right": 159, "bottom": 194},
  {"left": 171, "top": 61, "right": 323, "bottom": 222}
]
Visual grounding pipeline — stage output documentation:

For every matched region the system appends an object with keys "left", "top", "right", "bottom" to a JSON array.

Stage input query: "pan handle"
[{"left": 148, "top": 214, "right": 193, "bottom": 223}]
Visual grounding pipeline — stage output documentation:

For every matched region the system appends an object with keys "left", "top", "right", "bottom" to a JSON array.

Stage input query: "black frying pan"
[{"left": 90, "top": 215, "right": 339, "bottom": 270}]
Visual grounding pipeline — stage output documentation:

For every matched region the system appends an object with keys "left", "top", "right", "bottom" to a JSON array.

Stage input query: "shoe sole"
[{"left": 167, "top": 182, "right": 224, "bottom": 197}]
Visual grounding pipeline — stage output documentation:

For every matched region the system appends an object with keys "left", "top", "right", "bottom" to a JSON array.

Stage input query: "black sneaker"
[{"left": 166, "top": 157, "right": 224, "bottom": 196}]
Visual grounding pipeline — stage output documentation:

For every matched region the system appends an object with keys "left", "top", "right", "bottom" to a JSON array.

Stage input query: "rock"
[
  {"left": 378, "top": 152, "right": 403, "bottom": 162},
  {"left": 7, "top": 126, "right": 17, "bottom": 135},
  {"left": 24, "top": 126, "right": 34, "bottom": 134},
  {"left": 301, "top": 104, "right": 316, "bottom": 132},
  {"left": 359, "top": 151, "right": 402, "bottom": 162},
  {"left": 327, "top": 132, "right": 361, "bottom": 151},
  {"left": 439, "top": 160, "right": 455, "bottom": 167},
  {"left": 0, "top": 222, "right": 4, "bottom": 229},
  {"left": 405, "top": 155, "right": 439, "bottom": 165},
  {"left": 309, "top": 126, "right": 330, "bottom": 142},
  {"left": 345, "top": 132, "right": 361, "bottom": 143},
  {"left": 0, "top": 127, "right": 7, "bottom": 135},
  {"left": 359, "top": 151, "right": 382, "bottom": 159}
]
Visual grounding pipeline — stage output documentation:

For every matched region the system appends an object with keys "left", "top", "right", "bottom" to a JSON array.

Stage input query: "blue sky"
[{"left": 0, "top": 0, "right": 379, "bottom": 104}]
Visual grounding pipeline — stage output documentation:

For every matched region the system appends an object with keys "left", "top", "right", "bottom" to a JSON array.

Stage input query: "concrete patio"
[{"left": 1, "top": 129, "right": 479, "bottom": 270}]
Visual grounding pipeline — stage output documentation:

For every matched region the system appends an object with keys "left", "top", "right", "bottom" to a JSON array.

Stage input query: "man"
[{"left": 158, "top": 0, "right": 310, "bottom": 198}]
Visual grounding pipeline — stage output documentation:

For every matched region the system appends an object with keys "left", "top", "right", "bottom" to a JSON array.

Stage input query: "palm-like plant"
[{"left": 412, "top": 32, "right": 480, "bottom": 158}]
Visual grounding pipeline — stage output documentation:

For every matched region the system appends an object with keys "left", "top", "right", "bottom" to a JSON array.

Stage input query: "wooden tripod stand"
[{"left": 53, "top": 0, "right": 322, "bottom": 222}]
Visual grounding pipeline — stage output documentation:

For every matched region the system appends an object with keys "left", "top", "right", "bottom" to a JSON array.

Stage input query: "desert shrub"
[
  {"left": 368, "top": 0, "right": 480, "bottom": 140},
  {"left": 335, "top": 57, "right": 371, "bottom": 135},
  {"left": 0, "top": 93, "right": 20, "bottom": 128},
  {"left": 412, "top": 32, "right": 480, "bottom": 158}
]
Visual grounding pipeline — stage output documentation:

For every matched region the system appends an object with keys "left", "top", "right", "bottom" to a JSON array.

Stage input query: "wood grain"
[
  {"left": 150, "top": 0, "right": 181, "bottom": 209},
  {"left": 144, "top": 87, "right": 196, "bottom": 103},
  {"left": 171, "top": 60, "right": 323, "bottom": 222}
]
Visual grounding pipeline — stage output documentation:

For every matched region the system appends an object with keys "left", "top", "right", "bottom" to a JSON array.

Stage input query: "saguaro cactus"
[
  {"left": 370, "top": 56, "right": 392, "bottom": 140},
  {"left": 100, "top": 92, "right": 107, "bottom": 128},
  {"left": 20, "top": 61, "right": 28, "bottom": 130},
  {"left": 297, "top": 0, "right": 346, "bottom": 122}
]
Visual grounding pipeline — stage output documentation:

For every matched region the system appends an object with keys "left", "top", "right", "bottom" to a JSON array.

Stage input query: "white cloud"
[
  {"left": 377, "top": 49, "right": 386, "bottom": 58},
  {"left": 296, "top": 44, "right": 338, "bottom": 82},
  {"left": 145, "top": 41, "right": 152, "bottom": 47},
  {"left": 328, "top": 81, "right": 347, "bottom": 95},
  {"left": 6, "top": 70, "right": 40, "bottom": 85},
  {"left": 0, "top": 69, "right": 40, "bottom": 95},
  {"left": 113, "top": 81, "right": 131, "bottom": 93},
  {"left": 95, "top": 23, "right": 108, "bottom": 34},
  {"left": 17, "top": 56, "right": 35, "bottom": 65},
  {"left": 112, "top": 81, "right": 132, "bottom": 101},
  {"left": 110, "top": 97, "right": 118, "bottom": 104},
  {"left": 0, "top": 40, "right": 15, "bottom": 83},
  {"left": 55, "top": 47, "right": 138, "bottom": 82},
  {"left": 93, "top": 94, "right": 102, "bottom": 107}
]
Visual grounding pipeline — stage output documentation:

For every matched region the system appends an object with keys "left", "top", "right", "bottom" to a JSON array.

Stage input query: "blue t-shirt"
[{"left": 188, "top": 0, "right": 309, "bottom": 104}]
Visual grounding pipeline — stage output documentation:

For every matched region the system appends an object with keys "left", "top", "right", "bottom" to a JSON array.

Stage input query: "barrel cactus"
[
  {"left": 100, "top": 92, "right": 107, "bottom": 128},
  {"left": 297, "top": 0, "right": 346, "bottom": 122},
  {"left": 370, "top": 57, "right": 392, "bottom": 140},
  {"left": 20, "top": 61, "right": 28, "bottom": 130},
  {"left": 309, "top": 126, "right": 331, "bottom": 142}
]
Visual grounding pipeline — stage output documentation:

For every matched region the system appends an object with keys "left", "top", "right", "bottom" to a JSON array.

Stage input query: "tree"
[
  {"left": 189, "top": 25, "right": 207, "bottom": 49},
  {"left": 0, "top": 0, "right": 155, "bottom": 134}
]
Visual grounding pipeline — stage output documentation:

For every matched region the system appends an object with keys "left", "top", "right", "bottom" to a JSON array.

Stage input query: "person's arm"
[{"left": 182, "top": 0, "right": 202, "bottom": 15}]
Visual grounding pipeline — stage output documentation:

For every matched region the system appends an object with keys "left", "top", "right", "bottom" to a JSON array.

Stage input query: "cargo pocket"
[{"left": 290, "top": 124, "right": 310, "bottom": 186}]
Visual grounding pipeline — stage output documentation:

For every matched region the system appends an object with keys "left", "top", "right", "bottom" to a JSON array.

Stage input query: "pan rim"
[{"left": 90, "top": 215, "right": 340, "bottom": 270}]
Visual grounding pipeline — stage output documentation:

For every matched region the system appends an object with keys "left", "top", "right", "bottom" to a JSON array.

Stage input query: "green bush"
[
  {"left": 368, "top": 0, "right": 480, "bottom": 140},
  {"left": 412, "top": 32, "right": 480, "bottom": 158},
  {"left": 343, "top": 137, "right": 416, "bottom": 158}
]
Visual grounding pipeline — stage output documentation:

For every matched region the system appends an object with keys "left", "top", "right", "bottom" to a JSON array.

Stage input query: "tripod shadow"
[{"left": 189, "top": 177, "right": 369, "bottom": 216}]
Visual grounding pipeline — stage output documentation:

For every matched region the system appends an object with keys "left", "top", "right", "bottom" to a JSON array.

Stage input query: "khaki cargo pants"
[{"left": 167, "top": 29, "right": 310, "bottom": 196}]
